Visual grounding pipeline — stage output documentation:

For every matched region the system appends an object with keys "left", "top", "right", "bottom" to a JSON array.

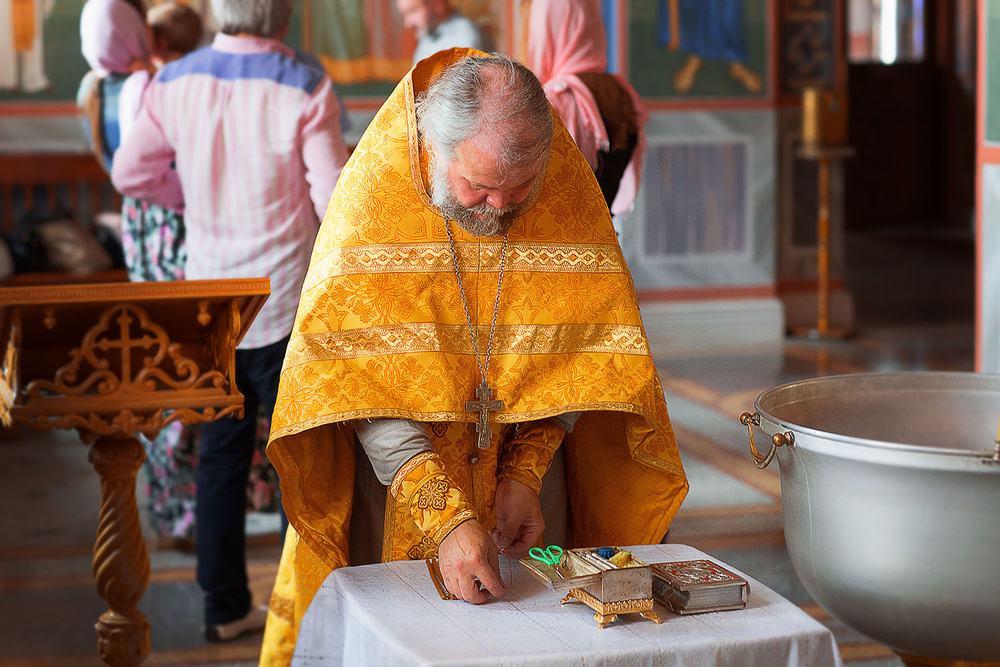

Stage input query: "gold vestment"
[{"left": 260, "top": 48, "right": 687, "bottom": 665}]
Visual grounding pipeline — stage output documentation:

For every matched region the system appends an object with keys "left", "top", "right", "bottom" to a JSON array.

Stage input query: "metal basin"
[{"left": 744, "top": 372, "right": 1000, "bottom": 662}]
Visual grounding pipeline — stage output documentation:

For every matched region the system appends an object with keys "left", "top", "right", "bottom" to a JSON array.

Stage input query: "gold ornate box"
[{"left": 520, "top": 547, "right": 661, "bottom": 629}]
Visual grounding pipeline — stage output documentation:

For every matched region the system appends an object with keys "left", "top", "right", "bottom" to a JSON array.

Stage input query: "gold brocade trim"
[
  {"left": 634, "top": 449, "right": 687, "bottom": 477},
  {"left": 306, "top": 242, "right": 626, "bottom": 281},
  {"left": 382, "top": 486, "right": 398, "bottom": 563},
  {"left": 289, "top": 323, "right": 649, "bottom": 363},
  {"left": 405, "top": 75, "right": 434, "bottom": 210},
  {"left": 433, "top": 509, "right": 477, "bottom": 544},
  {"left": 500, "top": 467, "right": 543, "bottom": 494},
  {"left": 269, "top": 403, "right": 655, "bottom": 443},
  {"left": 390, "top": 451, "right": 437, "bottom": 498}
]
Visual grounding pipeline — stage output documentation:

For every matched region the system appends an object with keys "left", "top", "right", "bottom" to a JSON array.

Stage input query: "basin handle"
[{"left": 740, "top": 412, "right": 794, "bottom": 469}]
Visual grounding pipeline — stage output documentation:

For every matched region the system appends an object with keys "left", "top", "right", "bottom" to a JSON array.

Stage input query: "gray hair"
[
  {"left": 209, "top": 0, "right": 293, "bottom": 37},
  {"left": 416, "top": 53, "right": 553, "bottom": 173}
]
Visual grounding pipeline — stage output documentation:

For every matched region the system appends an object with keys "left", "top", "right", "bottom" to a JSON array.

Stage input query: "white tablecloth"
[{"left": 292, "top": 543, "right": 843, "bottom": 667}]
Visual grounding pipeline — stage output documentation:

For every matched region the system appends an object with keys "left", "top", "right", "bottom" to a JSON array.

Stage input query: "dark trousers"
[{"left": 196, "top": 335, "right": 289, "bottom": 625}]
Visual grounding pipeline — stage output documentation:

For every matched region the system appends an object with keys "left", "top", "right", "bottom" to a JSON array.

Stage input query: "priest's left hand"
[{"left": 492, "top": 478, "right": 545, "bottom": 557}]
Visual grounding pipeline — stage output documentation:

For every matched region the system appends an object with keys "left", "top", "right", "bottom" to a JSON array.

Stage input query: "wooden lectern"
[{"left": 0, "top": 279, "right": 269, "bottom": 666}]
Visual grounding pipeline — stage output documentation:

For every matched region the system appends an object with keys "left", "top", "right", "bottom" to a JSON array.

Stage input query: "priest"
[{"left": 260, "top": 49, "right": 687, "bottom": 664}]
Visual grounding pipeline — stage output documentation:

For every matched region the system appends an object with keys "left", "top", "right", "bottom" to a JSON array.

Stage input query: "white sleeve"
[
  {"left": 353, "top": 418, "right": 435, "bottom": 485},
  {"left": 552, "top": 411, "right": 583, "bottom": 434}
]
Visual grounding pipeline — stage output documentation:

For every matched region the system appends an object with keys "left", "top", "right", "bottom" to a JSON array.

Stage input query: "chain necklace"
[{"left": 444, "top": 219, "right": 509, "bottom": 449}]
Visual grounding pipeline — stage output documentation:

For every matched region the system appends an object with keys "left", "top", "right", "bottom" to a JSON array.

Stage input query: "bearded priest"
[{"left": 260, "top": 49, "right": 688, "bottom": 665}]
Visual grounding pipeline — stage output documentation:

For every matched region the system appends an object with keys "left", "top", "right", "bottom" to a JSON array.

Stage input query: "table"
[{"left": 292, "top": 543, "right": 843, "bottom": 667}]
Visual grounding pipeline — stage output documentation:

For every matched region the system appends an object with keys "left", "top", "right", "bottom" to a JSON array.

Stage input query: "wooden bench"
[
  {"left": 0, "top": 152, "right": 126, "bottom": 284},
  {"left": 0, "top": 152, "right": 120, "bottom": 233}
]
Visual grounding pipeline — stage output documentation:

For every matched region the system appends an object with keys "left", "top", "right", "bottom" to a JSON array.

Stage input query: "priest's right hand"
[{"left": 438, "top": 519, "right": 505, "bottom": 604}]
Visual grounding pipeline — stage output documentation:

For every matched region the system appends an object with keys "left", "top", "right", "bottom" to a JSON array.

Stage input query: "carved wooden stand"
[{"left": 0, "top": 280, "right": 269, "bottom": 667}]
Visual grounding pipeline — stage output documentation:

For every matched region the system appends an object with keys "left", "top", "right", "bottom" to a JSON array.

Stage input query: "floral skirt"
[{"left": 121, "top": 196, "right": 186, "bottom": 282}]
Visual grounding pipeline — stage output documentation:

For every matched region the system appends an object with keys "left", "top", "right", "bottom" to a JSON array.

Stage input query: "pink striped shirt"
[{"left": 111, "top": 33, "right": 348, "bottom": 349}]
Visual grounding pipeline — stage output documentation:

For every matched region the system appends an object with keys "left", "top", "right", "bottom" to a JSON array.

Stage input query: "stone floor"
[{"left": 0, "top": 228, "right": 975, "bottom": 666}]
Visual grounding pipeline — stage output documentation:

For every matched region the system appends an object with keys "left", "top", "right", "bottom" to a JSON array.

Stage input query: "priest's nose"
[{"left": 486, "top": 191, "right": 508, "bottom": 209}]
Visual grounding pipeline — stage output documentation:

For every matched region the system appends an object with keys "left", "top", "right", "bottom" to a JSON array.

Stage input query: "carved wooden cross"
[{"left": 466, "top": 380, "right": 503, "bottom": 449}]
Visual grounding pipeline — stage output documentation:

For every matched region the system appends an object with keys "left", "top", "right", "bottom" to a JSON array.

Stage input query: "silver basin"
[{"left": 750, "top": 372, "right": 1000, "bottom": 662}]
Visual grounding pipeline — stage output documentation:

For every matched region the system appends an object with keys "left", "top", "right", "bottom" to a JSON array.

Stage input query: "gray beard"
[{"left": 430, "top": 160, "right": 526, "bottom": 237}]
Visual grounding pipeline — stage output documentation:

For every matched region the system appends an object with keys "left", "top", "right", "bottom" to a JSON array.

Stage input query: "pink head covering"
[
  {"left": 80, "top": 0, "right": 151, "bottom": 75},
  {"left": 525, "top": 0, "right": 646, "bottom": 216},
  {"left": 527, "top": 0, "right": 609, "bottom": 150}
]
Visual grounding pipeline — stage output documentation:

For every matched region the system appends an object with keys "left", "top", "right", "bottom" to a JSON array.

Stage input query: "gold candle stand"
[{"left": 791, "top": 88, "right": 855, "bottom": 340}]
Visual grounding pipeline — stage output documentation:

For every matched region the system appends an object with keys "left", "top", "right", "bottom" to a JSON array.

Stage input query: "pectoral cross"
[{"left": 465, "top": 380, "right": 503, "bottom": 449}]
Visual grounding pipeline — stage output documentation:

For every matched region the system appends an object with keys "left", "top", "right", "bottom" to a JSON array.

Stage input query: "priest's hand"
[
  {"left": 438, "top": 519, "right": 505, "bottom": 604},
  {"left": 492, "top": 478, "right": 545, "bottom": 557}
]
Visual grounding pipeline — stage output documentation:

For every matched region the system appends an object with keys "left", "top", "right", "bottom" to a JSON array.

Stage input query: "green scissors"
[{"left": 529, "top": 545, "right": 565, "bottom": 578}]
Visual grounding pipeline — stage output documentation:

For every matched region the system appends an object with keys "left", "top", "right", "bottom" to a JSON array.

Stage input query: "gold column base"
[{"left": 895, "top": 653, "right": 1000, "bottom": 667}]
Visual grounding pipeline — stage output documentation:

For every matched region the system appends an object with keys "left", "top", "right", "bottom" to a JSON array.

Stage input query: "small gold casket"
[{"left": 520, "top": 547, "right": 661, "bottom": 629}]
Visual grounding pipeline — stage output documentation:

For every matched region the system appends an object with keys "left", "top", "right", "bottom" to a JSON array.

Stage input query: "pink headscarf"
[
  {"left": 526, "top": 0, "right": 646, "bottom": 216},
  {"left": 80, "top": 0, "right": 151, "bottom": 75}
]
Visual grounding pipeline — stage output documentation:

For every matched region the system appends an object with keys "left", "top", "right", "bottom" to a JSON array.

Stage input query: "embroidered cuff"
[
  {"left": 390, "top": 451, "right": 477, "bottom": 544},
  {"left": 499, "top": 419, "right": 566, "bottom": 494}
]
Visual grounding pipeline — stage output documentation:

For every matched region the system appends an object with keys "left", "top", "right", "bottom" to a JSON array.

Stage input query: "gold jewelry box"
[{"left": 520, "top": 546, "right": 662, "bottom": 629}]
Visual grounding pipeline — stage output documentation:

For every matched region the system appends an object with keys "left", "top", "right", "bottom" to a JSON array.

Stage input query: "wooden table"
[
  {"left": 292, "top": 543, "right": 843, "bottom": 667},
  {"left": 0, "top": 279, "right": 269, "bottom": 666}
]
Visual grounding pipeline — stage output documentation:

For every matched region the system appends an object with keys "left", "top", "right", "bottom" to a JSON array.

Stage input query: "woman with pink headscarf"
[
  {"left": 525, "top": 0, "right": 646, "bottom": 218},
  {"left": 77, "top": 0, "right": 152, "bottom": 171}
]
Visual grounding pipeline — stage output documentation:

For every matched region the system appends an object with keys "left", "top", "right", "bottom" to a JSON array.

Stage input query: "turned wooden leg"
[{"left": 89, "top": 435, "right": 151, "bottom": 666}]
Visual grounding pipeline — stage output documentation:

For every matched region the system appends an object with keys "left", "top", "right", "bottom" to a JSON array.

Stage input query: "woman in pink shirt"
[{"left": 112, "top": 0, "right": 348, "bottom": 643}]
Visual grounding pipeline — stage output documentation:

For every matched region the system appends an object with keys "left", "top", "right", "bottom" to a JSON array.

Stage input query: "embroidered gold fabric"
[
  {"left": 287, "top": 322, "right": 649, "bottom": 364},
  {"left": 302, "top": 242, "right": 627, "bottom": 282},
  {"left": 499, "top": 421, "right": 564, "bottom": 494},
  {"left": 261, "top": 49, "right": 689, "bottom": 667},
  {"left": 389, "top": 451, "right": 477, "bottom": 544}
]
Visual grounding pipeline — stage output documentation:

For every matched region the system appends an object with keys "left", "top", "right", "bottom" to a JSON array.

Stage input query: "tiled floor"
[{"left": 0, "top": 228, "right": 975, "bottom": 666}]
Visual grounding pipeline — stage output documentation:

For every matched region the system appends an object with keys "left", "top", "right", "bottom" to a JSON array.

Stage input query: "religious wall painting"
[
  {"left": 0, "top": 0, "right": 216, "bottom": 106},
  {"left": 302, "top": 0, "right": 506, "bottom": 99},
  {"left": 628, "top": 0, "right": 769, "bottom": 100},
  {"left": 0, "top": 0, "right": 55, "bottom": 94},
  {"left": 986, "top": 0, "right": 1000, "bottom": 144},
  {"left": 0, "top": 0, "right": 505, "bottom": 107},
  {"left": 0, "top": 0, "right": 86, "bottom": 103},
  {"left": 642, "top": 140, "right": 749, "bottom": 257}
]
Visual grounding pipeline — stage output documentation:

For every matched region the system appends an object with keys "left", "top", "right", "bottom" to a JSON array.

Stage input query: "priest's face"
[{"left": 431, "top": 138, "right": 544, "bottom": 237}]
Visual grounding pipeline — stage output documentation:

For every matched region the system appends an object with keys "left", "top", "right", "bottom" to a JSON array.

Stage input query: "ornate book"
[{"left": 651, "top": 560, "right": 750, "bottom": 614}]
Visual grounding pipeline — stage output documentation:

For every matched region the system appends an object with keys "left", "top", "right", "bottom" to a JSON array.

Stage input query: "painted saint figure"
[
  {"left": 0, "top": 0, "right": 53, "bottom": 92},
  {"left": 658, "top": 0, "right": 762, "bottom": 95}
]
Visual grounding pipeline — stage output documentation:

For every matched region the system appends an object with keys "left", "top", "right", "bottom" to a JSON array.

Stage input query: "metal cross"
[{"left": 466, "top": 380, "right": 503, "bottom": 449}]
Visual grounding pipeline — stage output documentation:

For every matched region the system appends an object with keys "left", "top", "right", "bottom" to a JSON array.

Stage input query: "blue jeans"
[{"left": 196, "top": 335, "right": 289, "bottom": 625}]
